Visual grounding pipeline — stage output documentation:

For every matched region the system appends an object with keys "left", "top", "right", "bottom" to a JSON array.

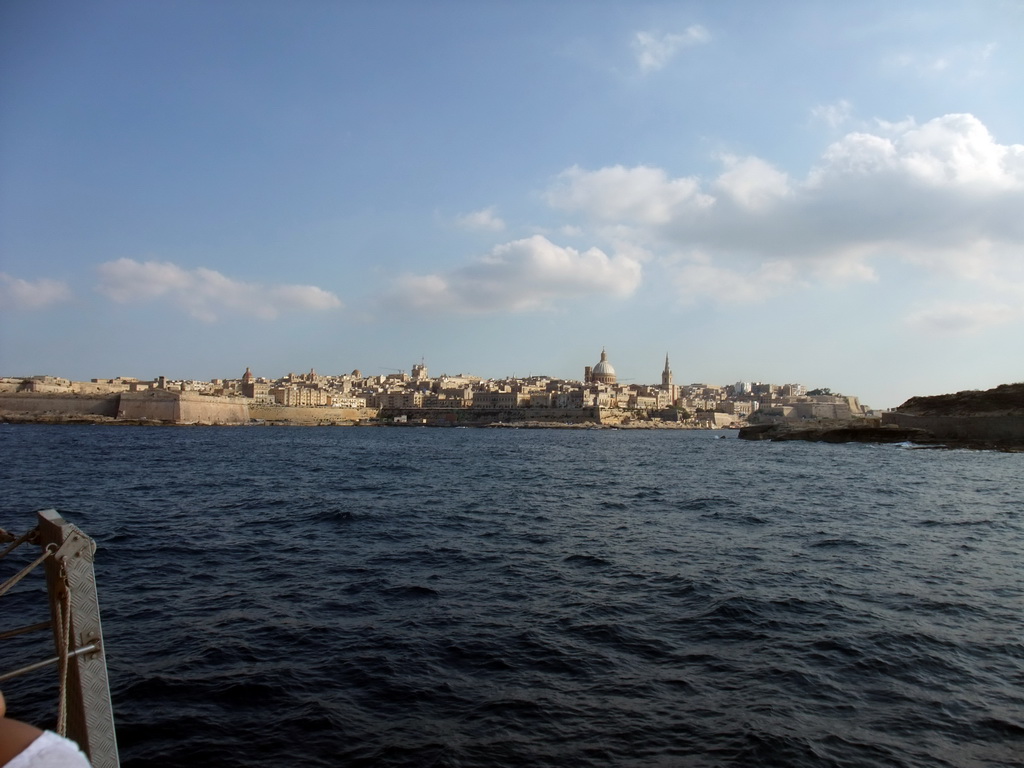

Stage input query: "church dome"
[{"left": 592, "top": 349, "right": 617, "bottom": 385}]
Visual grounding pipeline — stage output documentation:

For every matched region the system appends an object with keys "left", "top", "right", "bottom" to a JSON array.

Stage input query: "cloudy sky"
[{"left": 2, "top": 1, "right": 1022, "bottom": 408}]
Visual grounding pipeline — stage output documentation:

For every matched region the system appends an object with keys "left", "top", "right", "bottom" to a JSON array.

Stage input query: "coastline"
[
  {"left": 5, "top": 382, "right": 1021, "bottom": 447},
  {"left": 0, "top": 411, "right": 709, "bottom": 430}
]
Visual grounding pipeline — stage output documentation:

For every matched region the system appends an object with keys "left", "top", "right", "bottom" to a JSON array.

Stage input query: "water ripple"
[{"left": 1, "top": 425, "right": 1021, "bottom": 767}]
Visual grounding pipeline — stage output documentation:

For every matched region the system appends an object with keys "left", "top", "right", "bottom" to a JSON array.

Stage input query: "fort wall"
[
  {"left": 249, "top": 405, "right": 377, "bottom": 424},
  {"left": 117, "top": 391, "right": 249, "bottom": 424},
  {"left": 178, "top": 394, "right": 249, "bottom": 425},
  {"left": 117, "top": 391, "right": 178, "bottom": 421},
  {"left": 0, "top": 394, "right": 120, "bottom": 417}
]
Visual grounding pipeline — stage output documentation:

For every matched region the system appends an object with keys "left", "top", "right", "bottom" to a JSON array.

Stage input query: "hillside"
[{"left": 897, "top": 383, "right": 1024, "bottom": 416}]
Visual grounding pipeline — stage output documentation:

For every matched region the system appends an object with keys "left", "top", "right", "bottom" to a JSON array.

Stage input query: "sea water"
[{"left": 1, "top": 424, "right": 1021, "bottom": 767}]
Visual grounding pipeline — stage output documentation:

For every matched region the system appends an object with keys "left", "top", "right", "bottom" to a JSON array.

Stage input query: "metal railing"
[{"left": 1, "top": 509, "right": 119, "bottom": 768}]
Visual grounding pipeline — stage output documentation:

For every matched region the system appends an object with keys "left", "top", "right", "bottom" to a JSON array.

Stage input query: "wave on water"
[{"left": 1, "top": 425, "right": 1022, "bottom": 767}]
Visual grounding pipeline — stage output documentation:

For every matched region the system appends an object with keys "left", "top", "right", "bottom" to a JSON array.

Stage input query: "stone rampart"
[
  {"left": 248, "top": 405, "right": 377, "bottom": 424},
  {"left": 0, "top": 394, "right": 120, "bottom": 417},
  {"left": 118, "top": 391, "right": 249, "bottom": 424},
  {"left": 118, "top": 391, "right": 177, "bottom": 421},
  {"left": 178, "top": 394, "right": 250, "bottom": 425}
]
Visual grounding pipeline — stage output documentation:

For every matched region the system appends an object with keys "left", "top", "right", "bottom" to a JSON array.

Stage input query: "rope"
[
  {"left": 0, "top": 526, "right": 39, "bottom": 560},
  {"left": 55, "top": 560, "right": 73, "bottom": 737},
  {"left": 0, "top": 543, "right": 55, "bottom": 598},
  {"left": 0, "top": 620, "right": 52, "bottom": 641}
]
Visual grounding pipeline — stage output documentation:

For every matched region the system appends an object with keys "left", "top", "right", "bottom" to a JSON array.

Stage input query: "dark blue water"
[{"left": 1, "top": 424, "right": 1022, "bottom": 767}]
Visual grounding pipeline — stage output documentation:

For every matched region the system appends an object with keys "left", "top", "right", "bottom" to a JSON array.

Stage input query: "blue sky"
[{"left": 2, "top": 0, "right": 1022, "bottom": 408}]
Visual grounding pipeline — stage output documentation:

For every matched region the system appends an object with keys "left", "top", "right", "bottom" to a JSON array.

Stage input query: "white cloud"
[
  {"left": 714, "top": 155, "right": 792, "bottom": 212},
  {"left": 96, "top": 259, "right": 191, "bottom": 302},
  {"left": 455, "top": 207, "right": 506, "bottom": 232},
  {"left": 810, "top": 99, "right": 853, "bottom": 129},
  {"left": 0, "top": 273, "right": 72, "bottom": 310},
  {"left": 270, "top": 284, "right": 343, "bottom": 312},
  {"left": 545, "top": 113, "right": 1024, "bottom": 311},
  {"left": 546, "top": 164, "right": 712, "bottom": 224},
  {"left": 672, "top": 254, "right": 803, "bottom": 305},
  {"left": 889, "top": 42, "right": 998, "bottom": 81},
  {"left": 873, "top": 116, "right": 918, "bottom": 136},
  {"left": 96, "top": 259, "right": 342, "bottom": 321},
  {"left": 905, "top": 301, "right": 1017, "bottom": 336},
  {"left": 632, "top": 26, "right": 709, "bottom": 72},
  {"left": 390, "top": 234, "right": 642, "bottom": 314},
  {"left": 811, "top": 113, "right": 1022, "bottom": 189}
]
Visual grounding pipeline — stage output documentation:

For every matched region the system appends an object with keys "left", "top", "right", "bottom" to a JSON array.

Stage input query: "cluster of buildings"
[{"left": 2, "top": 350, "right": 870, "bottom": 426}]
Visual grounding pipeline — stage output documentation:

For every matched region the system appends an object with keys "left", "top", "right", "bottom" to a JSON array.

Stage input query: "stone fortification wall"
[
  {"left": 178, "top": 394, "right": 249, "bottom": 425},
  {"left": 597, "top": 408, "right": 674, "bottom": 425},
  {"left": 791, "top": 402, "right": 854, "bottom": 420},
  {"left": 118, "top": 392, "right": 177, "bottom": 421},
  {"left": 249, "top": 405, "right": 376, "bottom": 424},
  {"left": 0, "top": 394, "right": 120, "bottom": 417},
  {"left": 118, "top": 391, "right": 249, "bottom": 424},
  {"left": 882, "top": 412, "right": 1024, "bottom": 443},
  {"left": 696, "top": 412, "right": 737, "bottom": 428}
]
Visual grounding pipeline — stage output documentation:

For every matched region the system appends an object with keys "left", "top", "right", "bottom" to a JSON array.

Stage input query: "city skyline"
[
  {"left": 2, "top": 1, "right": 1023, "bottom": 410},
  {"left": 0, "top": 350, "right": 879, "bottom": 415}
]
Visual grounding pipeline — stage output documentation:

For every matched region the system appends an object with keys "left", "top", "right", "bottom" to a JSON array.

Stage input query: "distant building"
[
  {"left": 270, "top": 385, "right": 331, "bottom": 407},
  {"left": 661, "top": 354, "right": 676, "bottom": 404},
  {"left": 588, "top": 349, "right": 617, "bottom": 385},
  {"left": 240, "top": 367, "right": 272, "bottom": 402}
]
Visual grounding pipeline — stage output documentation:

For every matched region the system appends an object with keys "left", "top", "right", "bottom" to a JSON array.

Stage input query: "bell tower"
[{"left": 662, "top": 354, "right": 675, "bottom": 402}]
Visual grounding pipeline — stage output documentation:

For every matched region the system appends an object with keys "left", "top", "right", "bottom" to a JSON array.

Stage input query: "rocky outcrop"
[
  {"left": 894, "top": 383, "right": 1024, "bottom": 416},
  {"left": 739, "top": 383, "right": 1024, "bottom": 450},
  {"left": 738, "top": 422, "right": 933, "bottom": 444},
  {"left": 881, "top": 383, "right": 1024, "bottom": 449}
]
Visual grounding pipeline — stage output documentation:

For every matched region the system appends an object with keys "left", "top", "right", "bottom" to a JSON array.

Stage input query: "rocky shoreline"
[
  {"left": 0, "top": 412, "right": 700, "bottom": 430},
  {"left": 0, "top": 412, "right": 203, "bottom": 427},
  {"left": 738, "top": 422, "right": 926, "bottom": 443},
  {"left": 738, "top": 383, "right": 1024, "bottom": 452}
]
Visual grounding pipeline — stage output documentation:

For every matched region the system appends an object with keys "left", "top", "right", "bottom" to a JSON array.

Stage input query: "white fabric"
[{"left": 3, "top": 731, "right": 90, "bottom": 768}]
